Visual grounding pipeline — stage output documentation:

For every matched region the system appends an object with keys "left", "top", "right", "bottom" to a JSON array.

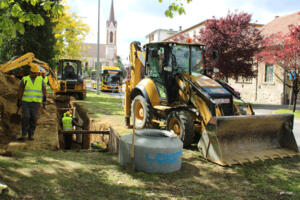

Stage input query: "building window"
[
  {"left": 110, "top": 32, "right": 113, "bottom": 43},
  {"left": 264, "top": 64, "right": 274, "bottom": 83}
]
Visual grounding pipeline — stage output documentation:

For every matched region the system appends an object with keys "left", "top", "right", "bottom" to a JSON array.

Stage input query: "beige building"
[
  {"left": 164, "top": 20, "right": 264, "bottom": 42},
  {"left": 228, "top": 12, "right": 300, "bottom": 105},
  {"left": 81, "top": 0, "right": 117, "bottom": 69},
  {"left": 164, "top": 13, "right": 300, "bottom": 105}
]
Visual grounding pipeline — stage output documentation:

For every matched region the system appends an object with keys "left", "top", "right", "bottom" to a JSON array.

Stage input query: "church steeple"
[
  {"left": 107, "top": 0, "right": 117, "bottom": 26},
  {"left": 106, "top": 0, "right": 117, "bottom": 66}
]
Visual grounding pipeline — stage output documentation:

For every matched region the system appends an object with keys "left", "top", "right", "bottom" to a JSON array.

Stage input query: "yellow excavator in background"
[
  {"left": 91, "top": 66, "right": 122, "bottom": 92},
  {"left": 0, "top": 52, "right": 59, "bottom": 91},
  {"left": 0, "top": 52, "right": 86, "bottom": 99},
  {"left": 124, "top": 41, "right": 299, "bottom": 166}
]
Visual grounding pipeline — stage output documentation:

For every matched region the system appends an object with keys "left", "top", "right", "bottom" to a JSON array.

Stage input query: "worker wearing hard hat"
[
  {"left": 62, "top": 111, "right": 83, "bottom": 149},
  {"left": 40, "top": 70, "right": 48, "bottom": 108},
  {"left": 41, "top": 70, "right": 48, "bottom": 85},
  {"left": 17, "top": 64, "right": 47, "bottom": 141}
]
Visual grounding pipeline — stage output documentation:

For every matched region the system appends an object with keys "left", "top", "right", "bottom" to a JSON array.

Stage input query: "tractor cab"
[
  {"left": 144, "top": 42, "right": 206, "bottom": 103},
  {"left": 56, "top": 59, "right": 86, "bottom": 99},
  {"left": 58, "top": 59, "right": 83, "bottom": 81}
]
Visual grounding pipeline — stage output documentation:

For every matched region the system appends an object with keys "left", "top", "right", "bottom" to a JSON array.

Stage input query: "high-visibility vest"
[
  {"left": 44, "top": 76, "right": 48, "bottom": 85},
  {"left": 62, "top": 114, "right": 73, "bottom": 131},
  {"left": 22, "top": 75, "right": 43, "bottom": 103}
]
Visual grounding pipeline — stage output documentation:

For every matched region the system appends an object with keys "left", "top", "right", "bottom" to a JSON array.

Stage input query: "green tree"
[
  {"left": 0, "top": 0, "right": 63, "bottom": 67},
  {"left": 53, "top": 4, "right": 90, "bottom": 60},
  {"left": 158, "top": 0, "right": 192, "bottom": 18},
  {"left": 0, "top": 0, "right": 63, "bottom": 44},
  {"left": 117, "top": 56, "right": 126, "bottom": 78}
]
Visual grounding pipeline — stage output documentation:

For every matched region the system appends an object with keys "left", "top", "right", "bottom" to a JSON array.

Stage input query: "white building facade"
[{"left": 146, "top": 29, "right": 178, "bottom": 43}]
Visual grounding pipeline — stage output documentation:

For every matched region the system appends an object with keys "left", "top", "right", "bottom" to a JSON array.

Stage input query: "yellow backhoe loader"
[
  {"left": 124, "top": 41, "right": 299, "bottom": 166},
  {"left": 0, "top": 53, "right": 86, "bottom": 100}
]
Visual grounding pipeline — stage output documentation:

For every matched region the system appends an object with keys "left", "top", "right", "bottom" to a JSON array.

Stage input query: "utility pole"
[{"left": 96, "top": 0, "right": 101, "bottom": 95}]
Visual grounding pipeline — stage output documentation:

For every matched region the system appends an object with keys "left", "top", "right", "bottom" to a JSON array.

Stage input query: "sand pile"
[
  {"left": 0, "top": 72, "right": 20, "bottom": 146},
  {"left": 0, "top": 72, "right": 59, "bottom": 151}
]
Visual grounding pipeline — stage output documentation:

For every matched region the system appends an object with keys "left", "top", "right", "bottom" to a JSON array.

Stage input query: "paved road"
[
  {"left": 253, "top": 105, "right": 300, "bottom": 150},
  {"left": 86, "top": 83, "right": 125, "bottom": 98}
]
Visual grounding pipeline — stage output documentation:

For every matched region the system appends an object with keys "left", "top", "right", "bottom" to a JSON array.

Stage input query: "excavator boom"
[
  {"left": 0, "top": 52, "right": 59, "bottom": 93},
  {"left": 0, "top": 52, "right": 35, "bottom": 73}
]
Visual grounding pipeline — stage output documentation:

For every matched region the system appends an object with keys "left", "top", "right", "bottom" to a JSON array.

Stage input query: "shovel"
[{"left": 10, "top": 106, "right": 21, "bottom": 124}]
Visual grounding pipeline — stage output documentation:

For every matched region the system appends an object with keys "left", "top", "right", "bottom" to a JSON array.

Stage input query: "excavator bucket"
[{"left": 198, "top": 114, "right": 299, "bottom": 166}]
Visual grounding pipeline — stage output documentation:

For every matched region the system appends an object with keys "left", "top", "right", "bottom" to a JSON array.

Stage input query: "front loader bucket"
[{"left": 198, "top": 114, "right": 299, "bottom": 166}]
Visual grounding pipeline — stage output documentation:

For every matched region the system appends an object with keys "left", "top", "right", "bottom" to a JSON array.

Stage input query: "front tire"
[
  {"left": 131, "top": 95, "right": 153, "bottom": 129},
  {"left": 166, "top": 110, "right": 195, "bottom": 147}
]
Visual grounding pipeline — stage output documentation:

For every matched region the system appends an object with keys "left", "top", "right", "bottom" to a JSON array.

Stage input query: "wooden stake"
[{"left": 130, "top": 102, "right": 136, "bottom": 171}]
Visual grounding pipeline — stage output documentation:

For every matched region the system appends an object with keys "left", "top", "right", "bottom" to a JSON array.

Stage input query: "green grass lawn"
[
  {"left": 75, "top": 90, "right": 128, "bottom": 135},
  {"left": 1, "top": 90, "right": 300, "bottom": 199},
  {"left": 275, "top": 109, "right": 300, "bottom": 118},
  {"left": 0, "top": 150, "right": 299, "bottom": 200}
]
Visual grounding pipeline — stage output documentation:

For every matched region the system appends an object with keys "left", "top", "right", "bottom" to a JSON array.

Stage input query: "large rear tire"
[
  {"left": 166, "top": 110, "right": 195, "bottom": 147},
  {"left": 131, "top": 95, "right": 153, "bottom": 129}
]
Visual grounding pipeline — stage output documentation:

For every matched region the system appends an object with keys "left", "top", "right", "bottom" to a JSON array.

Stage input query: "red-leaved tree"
[
  {"left": 198, "top": 11, "right": 262, "bottom": 79},
  {"left": 256, "top": 24, "right": 300, "bottom": 112}
]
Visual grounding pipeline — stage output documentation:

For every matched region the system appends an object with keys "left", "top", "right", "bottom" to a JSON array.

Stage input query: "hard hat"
[
  {"left": 65, "top": 111, "right": 71, "bottom": 116},
  {"left": 31, "top": 64, "right": 40, "bottom": 73},
  {"left": 41, "top": 70, "right": 46, "bottom": 74}
]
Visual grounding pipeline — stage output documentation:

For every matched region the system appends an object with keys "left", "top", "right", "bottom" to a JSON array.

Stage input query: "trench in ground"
[{"left": 55, "top": 95, "right": 113, "bottom": 151}]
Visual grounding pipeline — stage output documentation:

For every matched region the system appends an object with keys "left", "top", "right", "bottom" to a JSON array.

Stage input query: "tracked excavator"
[
  {"left": 0, "top": 53, "right": 86, "bottom": 99},
  {"left": 124, "top": 41, "right": 299, "bottom": 166}
]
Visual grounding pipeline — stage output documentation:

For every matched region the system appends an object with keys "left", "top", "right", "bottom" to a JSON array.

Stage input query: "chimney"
[{"left": 179, "top": 26, "right": 182, "bottom": 32}]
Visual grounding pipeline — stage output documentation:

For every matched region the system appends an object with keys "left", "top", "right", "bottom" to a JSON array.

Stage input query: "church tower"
[{"left": 106, "top": 0, "right": 117, "bottom": 65}]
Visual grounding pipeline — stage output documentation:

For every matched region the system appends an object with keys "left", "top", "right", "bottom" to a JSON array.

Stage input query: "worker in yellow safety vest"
[
  {"left": 62, "top": 111, "right": 73, "bottom": 130},
  {"left": 62, "top": 111, "right": 73, "bottom": 149},
  {"left": 41, "top": 70, "right": 48, "bottom": 85},
  {"left": 17, "top": 64, "right": 47, "bottom": 141},
  {"left": 62, "top": 111, "right": 83, "bottom": 149},
  {"left": 41, "top": 70, "right": 48, "bottom": 108}
]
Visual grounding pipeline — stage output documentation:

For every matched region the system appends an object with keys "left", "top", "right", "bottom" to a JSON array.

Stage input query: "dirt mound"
[
  {"left": 0, "top": 72, "right": 59, "bottom": 151},
  {"left": 0, "top": 73, "right": 20, "bottom": 147}
]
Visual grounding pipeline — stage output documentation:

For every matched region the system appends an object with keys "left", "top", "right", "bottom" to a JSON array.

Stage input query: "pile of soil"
[
  {"left": 0, "top": 73, "right": 21, "bottom": 147},
  {"left": 0, "top": 72, "right": 59, "bottom": 152}
]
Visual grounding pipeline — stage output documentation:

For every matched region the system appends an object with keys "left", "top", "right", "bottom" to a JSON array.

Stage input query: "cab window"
[
  {"left": 170, "top": 45, "right": 189, "bottom": 74},
  {"left": 147, "top": 47, "right": 164, "bottom": 83},
  {"left": 191, "top": 46, "right": 204, "bottom": 76}
]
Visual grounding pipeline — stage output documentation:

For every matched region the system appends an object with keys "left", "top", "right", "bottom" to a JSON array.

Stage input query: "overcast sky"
[{"left": 67, "top": 0, "right": 300, "bottom": 64}]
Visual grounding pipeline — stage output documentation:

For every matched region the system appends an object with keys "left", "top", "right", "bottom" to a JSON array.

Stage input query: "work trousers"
[{"left": 21, "top": 101, "right": 41, "bottom": 138}]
